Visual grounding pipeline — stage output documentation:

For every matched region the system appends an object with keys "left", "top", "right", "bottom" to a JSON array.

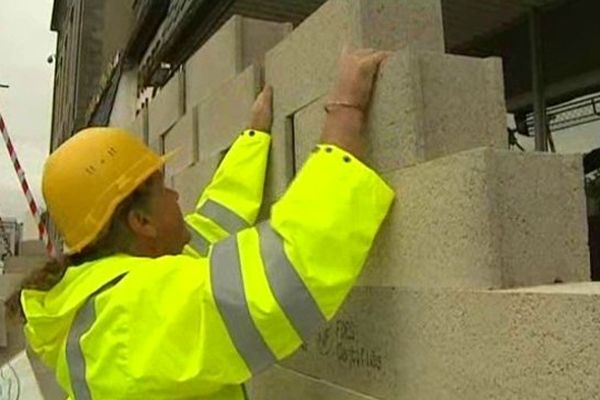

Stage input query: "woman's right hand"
[{"left": 320, "top": 46, "right": 390, "bottom": 159}]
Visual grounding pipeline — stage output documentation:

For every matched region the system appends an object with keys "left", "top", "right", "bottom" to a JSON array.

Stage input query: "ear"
[{"left": 127, "top": 208, "right": 158, "bottom": 239}]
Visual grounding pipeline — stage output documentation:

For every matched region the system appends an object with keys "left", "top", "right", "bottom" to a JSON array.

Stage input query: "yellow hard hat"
[{"left": 43, "top": 127, "right": 172, "bottom": 253}]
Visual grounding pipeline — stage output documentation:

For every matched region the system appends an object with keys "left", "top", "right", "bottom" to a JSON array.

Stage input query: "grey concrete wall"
[
  {"left": 359, "top": 148, "right": 589, "bottom": 289},
  {"left": 294, "top": 50, "right": 506, "bottom": 173},
  {"left": 106, "top": 0, "right": 596, "bottom": 398},
  {"left": 185, "top": 16, "right": 290, "bottom": 111},
  {"left": 264, "top": 0, "right": 446, "bottom": 204},
  {"left": 148, "top": 69, "right": 185, "bottom": 145},
  {"left": 281, "top": 283, "right": 600, "bottom": 399}
]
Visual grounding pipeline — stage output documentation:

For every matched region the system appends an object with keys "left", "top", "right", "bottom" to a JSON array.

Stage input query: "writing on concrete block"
[{"left": 303, "top": 319, "right": 383, "bottom": 372}]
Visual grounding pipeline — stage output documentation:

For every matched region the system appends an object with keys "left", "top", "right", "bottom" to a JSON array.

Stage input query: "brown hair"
[{"left": 7, "top": 173, "right": 158, "bottom": 320}]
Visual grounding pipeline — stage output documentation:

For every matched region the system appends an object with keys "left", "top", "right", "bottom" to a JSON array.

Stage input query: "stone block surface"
[
  {"left": 173, "top": 153, "right": 224, "bottom": 214},
  {"left": 294, "top": 50, "right": 506, "bottom": 173},
  {"left": 148, "top": 70, "right": 184, "bottom": 144},
  {"left": 125, "top": 107, "right": 148, "bottom": 144},
  {"left": 360, "top": 148, "right": 589, "bottom": 289},
  {"left": 164, "top": 109, "right": 198, "bottom": 180},
  {"left": 241, "top": 18, "right": 293, "bottom": 67},
  {"left": 265, "top": 0, "right": 444, "bottom": 201},
  {"left": 3, "top": 256, "right": 47, "bottom": 274},
  {"left": 249, "top": 366, "right": 381, "bottom": 400},
  {"left": 284, "top": 283, "right": 600, "bottom": 399},
  {"left": 267, "top": 0, "right": 444, "bottom": 116},
  {"left": 197, "top": 65, "right": 259, "bottom": 159},
  {"left": 185, "top": 16, "right": 289, "bottom": 110}
]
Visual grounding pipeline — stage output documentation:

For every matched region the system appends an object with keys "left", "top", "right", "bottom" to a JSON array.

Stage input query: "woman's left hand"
[{"left": 249, "top": 85, "right": 273, "bottom": 133}]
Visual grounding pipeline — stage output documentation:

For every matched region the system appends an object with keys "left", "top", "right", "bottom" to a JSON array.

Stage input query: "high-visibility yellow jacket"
[{"left": 22, "top": 130, "right": 395, "bottom": 400}]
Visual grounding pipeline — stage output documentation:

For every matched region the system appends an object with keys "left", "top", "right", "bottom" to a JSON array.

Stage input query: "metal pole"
[
  {"left": 529, "top": 8, "right": 548, "bottom": 152},
  {"left": 0, "top": 84, "right": 8, "bottom": 89}
]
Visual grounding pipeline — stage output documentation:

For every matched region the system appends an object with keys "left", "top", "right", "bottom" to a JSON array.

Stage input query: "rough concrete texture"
[
  {"left": 264, "top": 0, "right": 444, "bottom": 202},
  {"left": 197, "top": 65, "right": 259, "bottom": 160},
  {"left": 148, "top": 70, "right": 184, "bottom": 144},
  {"left": 164, "top": 109, "right": 198, "bottom": 180},
  {"left": 359, "top": 147, "right": 589, "bottom": 289},
  {"left": 283, "top": 284, "right": 600, "bottom": 399},
  {"left": 173, "top": 154, "right": 224, "bottom": 214},
  {"left": 185, "top": 16, "right": 290, "bottom": 110},
  {"left": 294, "top": 50, "right": 506, "bottom": 172},
  {"left": 249, "top": 366, "right": 381, "bottom": 400}
]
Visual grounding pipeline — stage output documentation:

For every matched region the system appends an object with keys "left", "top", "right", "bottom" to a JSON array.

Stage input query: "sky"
[{"left": 0, "top": 1, "right": 56, "bottom": 238}]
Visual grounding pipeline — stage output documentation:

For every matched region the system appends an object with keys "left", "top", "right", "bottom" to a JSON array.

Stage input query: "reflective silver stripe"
[
  {"left": 187, "top": 225, "right": 210, "bottom": 257},
  {"left": 258, "top": 222, "right": 326, "bottom": 341},
  {"left": 198, "top": 199, "right": 249, "bottom": 233},
  {"left": 210, "top": 234, "right": 276, "bottom": 373},
  {"left": 66, "top": 274, "right": 126, "bottom": 400}
]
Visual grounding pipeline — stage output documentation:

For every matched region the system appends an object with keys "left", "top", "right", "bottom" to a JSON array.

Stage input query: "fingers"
[
  {"left": 249, "top": 85, "right": 274, "bottom": 132},
  {"left": 254, "top": 85, "right": 273, "bottom": 108}
]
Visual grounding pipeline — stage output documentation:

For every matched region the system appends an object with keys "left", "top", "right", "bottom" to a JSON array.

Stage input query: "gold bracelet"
[{"left": 324, "top": 101, "right": 363, "bottom": 114}]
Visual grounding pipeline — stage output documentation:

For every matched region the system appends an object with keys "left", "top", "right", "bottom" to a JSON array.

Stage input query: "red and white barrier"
[{"left": 0, "top": 111, "right": 55, "bottom": 257}]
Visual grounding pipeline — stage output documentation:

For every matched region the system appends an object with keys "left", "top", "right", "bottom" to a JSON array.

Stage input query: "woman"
[{"left": 13, "top": 47, "right": 395, "bottom": 399}]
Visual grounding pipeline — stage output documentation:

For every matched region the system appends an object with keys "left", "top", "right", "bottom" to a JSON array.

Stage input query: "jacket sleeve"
[
  {"left": 183, "top": 129, "right": 271, "bottom": 257},
  {"left": 125, "top": 144, "right": 395, "bottom": 394}
]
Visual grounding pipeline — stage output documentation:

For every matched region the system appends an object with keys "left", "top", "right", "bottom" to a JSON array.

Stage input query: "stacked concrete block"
[
  {"left": 293, "top": 50, "right": 506, "bottom": 173},
  {"left": 148, "top": 69, "right": 185, "bottom": 152},
  {"left": 246, "top": 0, "right": 599, "bottom": 398},
  {"left": 279, "top": 283, "right": 600, "bottom": 399},
  {"left": 265, "top": 0, "right": 448, "bottom": 203},
  {"left": 164, "top": 108, "right": 198, "bottom": 181},
  {"left": 185, "top": 16, "right": 291, "bottom": 111},
  {"left": 167, "top": 16, "right": 290, "bottom": 214},
  {"left": 172, "top": 64, "right": 260, "bottom": 215},
  {"left": 196, "top": 65, "right": 260, "bottom": 159},
  {"left": 358, "top": 148, "right": 589, "bottom": 289}
]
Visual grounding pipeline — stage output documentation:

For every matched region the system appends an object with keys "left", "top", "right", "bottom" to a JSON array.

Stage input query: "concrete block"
[
  {"left": 267, "top": 0, "right": 444, "bottom": 115},
  {"left": 360, "top": 148, "right": 589, "bottom": 289},
  {"left": 284, "top": 283, "right": 600, "bottom": 399},
  {"left": 19, "top": 240, "right": 46, "bottom": 257},
  {"left": 164, "top": 109, "right": 198, "bottom": 180},
  {"left": 197, "top": 65, "right": 259, "bottom": 159},
  {"left": 265, "top": 0, "right": 444, "bottom": 201},
  {"left": 149, "top": 137, "right": 163, "bottom": 155},
  {"left": 241, "top": 18, "right": 293, "bottom": 67},
  {"left": 0, "top": 273, "right": 26, "bottom": 302},
  {"left": 185, "top": 16, "right": 290, "bottom": 110},
  {"left": 125, "top": 107, "right": 148, "bottom": 145},
  {"left": 3, "top": 256, "right": 47, "bottom": 275},
  {"left": 294, "top": 50, "right": 506, "bottom": 173},
  {"left": 172, "top": 153, "right": 224, "bottom": 214},
  {"left": 249, "top": 366, "right": 381, "bottom": 400},
  {"left": 148, "top": 70, "right": 184, "bottom": 144}
]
